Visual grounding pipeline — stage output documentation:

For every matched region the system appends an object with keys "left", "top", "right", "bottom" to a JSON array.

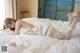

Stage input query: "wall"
[{"left": 16, "top": 0, "right": 38, "bottom": 19}]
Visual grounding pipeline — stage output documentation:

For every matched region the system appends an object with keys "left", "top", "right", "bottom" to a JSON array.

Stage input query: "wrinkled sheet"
[
  {"left": 6, "top": 35, "right": 80, "bottom": 53},
  {"left": 0, "top": 31, "right": 15, "bottom": 45}
]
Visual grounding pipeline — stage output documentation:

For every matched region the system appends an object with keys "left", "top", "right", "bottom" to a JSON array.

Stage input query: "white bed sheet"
[
  {"left": 5, "top": 35, "right": 80, "bottom": 53},
  {"left": 0, "top": 33, "right": 79, "bottom": 53},
  {"left": 0, "top": 33, "right": 15, "bottom": 45}
]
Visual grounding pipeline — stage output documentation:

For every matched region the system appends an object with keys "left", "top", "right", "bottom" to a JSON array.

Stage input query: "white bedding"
[
  {"left": 7, "top": 35, "right": 80, "bottom": 53},
  {"left": 0, "top": 31, "right": 15, "bottom": 45},
  {"left": 0, "top": 34, "right": 79, "bottom": 53},
  {"left": 0, "top": 18, "right": 80, "bottom": 53},
  {"left": 0, "top": 33, "right": 79, "bottom": 53},
  {"left": 22, "top": 18, "right": 80, "bottom": 38}
]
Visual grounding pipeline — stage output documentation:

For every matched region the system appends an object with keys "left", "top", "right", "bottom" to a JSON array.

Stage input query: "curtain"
[
  {"left": 5, "top": 0, "right": 17, "bottom": 19},
  {"left": 0, "top": 0, "right": 5, "bottom": 30},
  {"left": 12, "top": 0, "right": 17, "bottom": 19},
  {"left": 0, "top": 0, "right": 17, "bottom": 30}
]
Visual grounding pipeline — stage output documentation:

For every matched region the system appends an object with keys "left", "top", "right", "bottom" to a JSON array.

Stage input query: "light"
[{"left": 0, "top": 0, "right": 5, "bottom": 30}]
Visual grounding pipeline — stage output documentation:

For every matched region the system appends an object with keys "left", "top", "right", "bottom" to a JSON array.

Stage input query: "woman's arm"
[
  {"left": 69, "top": 17, "right": 77, "bottom": 29},
  {"left": 68, "top": 12, "right": 78, "bottom": 28},
  {"left": 68, "top": 14, "right": 74, "bottom": 26},
  {"left": 15, "top": 20, "right": 21, "bottom": 34}
]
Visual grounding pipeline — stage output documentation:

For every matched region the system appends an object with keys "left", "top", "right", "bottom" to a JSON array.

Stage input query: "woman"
[
  {"left": 3, "top": 11, "right": 79, "bottom": 40},
  {"left": 4, "top": 11, "right": 80, "bottom": 53},
  {"left": 7, "top": 14, "right": 80, "bottom": 53},
  {"left": 3, "top": 18, "right": 38, "bottom": 35}
]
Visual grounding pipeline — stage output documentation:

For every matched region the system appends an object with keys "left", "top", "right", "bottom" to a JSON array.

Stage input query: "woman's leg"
[
  {"left": 68, "top": 15, "right": 74, "bottom": 26},
  {"left": 64, "top": 16, "right": 78, "bottom": 40}
]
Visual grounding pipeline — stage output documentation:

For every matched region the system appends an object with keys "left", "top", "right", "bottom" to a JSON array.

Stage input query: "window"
[{"left": 38, "top": 0, "right": 75, "bottom": 20}]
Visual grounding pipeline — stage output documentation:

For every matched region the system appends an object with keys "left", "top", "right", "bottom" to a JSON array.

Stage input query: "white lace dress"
[{"left": 19, "top": 23, "right": 50, "bottom": 36}]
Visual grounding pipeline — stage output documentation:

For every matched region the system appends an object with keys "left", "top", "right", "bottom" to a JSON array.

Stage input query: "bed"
[{"left": 0, "top": 18, "right": 80, "bottom": 53}]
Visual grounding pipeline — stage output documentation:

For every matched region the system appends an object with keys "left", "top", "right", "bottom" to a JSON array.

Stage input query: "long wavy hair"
[{"left": 3, "top": 18, "right": 17, "bottom": 31}]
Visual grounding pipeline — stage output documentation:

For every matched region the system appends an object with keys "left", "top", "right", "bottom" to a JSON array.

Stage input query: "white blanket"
[
  {"left": 7, "top": 35, "right": 80, "bottom": 53},
  {"left": 0, "top": 31, "right": 15, "bottom": 45}
]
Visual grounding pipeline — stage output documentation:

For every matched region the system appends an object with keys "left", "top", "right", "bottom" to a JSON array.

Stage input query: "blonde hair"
[{"left": 3, "top": 18, "right": 17, "bottom": 30}]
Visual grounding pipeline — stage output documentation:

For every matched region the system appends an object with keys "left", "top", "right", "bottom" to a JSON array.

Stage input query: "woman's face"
[
  {"left": 7, "top": 21, "right": 16, "bottom": 31},
  {"left": 10, "top": 21, "right": 15, "bottom": 28}
]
